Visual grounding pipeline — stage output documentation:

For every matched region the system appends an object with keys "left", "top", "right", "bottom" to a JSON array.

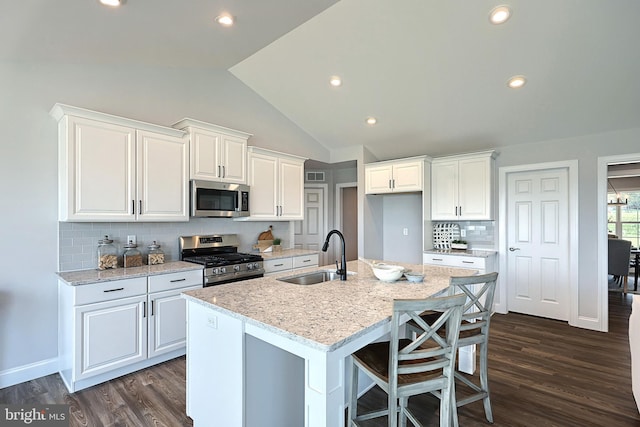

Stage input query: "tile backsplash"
[
  {"left": 59, "top": 219, "right": 290, "bottom": 271},
  {"left": 433, "top": 220, "right": 495, "bottom": 249}
]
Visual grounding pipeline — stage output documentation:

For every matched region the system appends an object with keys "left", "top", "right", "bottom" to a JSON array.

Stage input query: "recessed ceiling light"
[
  {"left": 365, "top": 117, "right": 378, "bottom": 125},
  {"left": 507, "top": 75, "right": 527, "bottom": 89},
  {"left": 329, "top": 76, "right": 342, "bottom": 87},
  {"left": 215, "top": 14, "right": 234, "bottom": 27},
  {"left": 489, "top": 5, "right": 511, "bottom": 24},
  {"left": 99, "top": 0, "right": 124, "bottom": 6}
]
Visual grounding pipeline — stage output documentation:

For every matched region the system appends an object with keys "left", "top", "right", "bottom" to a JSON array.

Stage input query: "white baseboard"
[{"left": 0, "top": 357, "right": 58, "bottom": 389}]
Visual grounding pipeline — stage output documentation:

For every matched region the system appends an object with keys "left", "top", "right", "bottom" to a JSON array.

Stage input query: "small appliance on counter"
[{"left": 179, "top": 234, "right": 264, "bottom": 287}]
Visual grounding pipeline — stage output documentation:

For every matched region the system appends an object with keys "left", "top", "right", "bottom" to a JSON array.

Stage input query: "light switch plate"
[{"left": 127, "top": 235, "right": 136, "bottom": 245}]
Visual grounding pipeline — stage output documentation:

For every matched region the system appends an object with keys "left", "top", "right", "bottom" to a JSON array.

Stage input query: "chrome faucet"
[{"left": 322, "top": 229, "right": 347, "bottom": 280}]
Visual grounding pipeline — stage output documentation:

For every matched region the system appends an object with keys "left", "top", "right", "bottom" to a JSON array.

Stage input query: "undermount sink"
[{"left": 277, "top": 270, "right": 353, "bottom": 285}]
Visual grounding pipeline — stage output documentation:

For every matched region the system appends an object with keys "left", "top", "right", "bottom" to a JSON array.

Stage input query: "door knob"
[{"left": 509, "top": 247, "right": 520, "bottom": 252}]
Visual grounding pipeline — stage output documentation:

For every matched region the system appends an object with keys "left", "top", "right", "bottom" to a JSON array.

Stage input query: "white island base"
[{"left": 186, "top": 300, "right": 389, "bottom": 427}]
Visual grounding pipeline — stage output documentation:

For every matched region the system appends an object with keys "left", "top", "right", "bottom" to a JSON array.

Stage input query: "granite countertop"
[
  {"left": 182, "top": 259, "right": 476, "bottom": 352},
  {"left": 259, "top": 248, "right": 319, "bottom": 261},
  {"left": 57, "top": 261, "right": 203, "bottom": 286},
  {"left": 424, "top": 248, "right": 497, "bottom": 258}
]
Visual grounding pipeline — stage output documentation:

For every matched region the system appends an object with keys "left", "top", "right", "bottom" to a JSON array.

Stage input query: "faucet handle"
[{"left": 335, "top": 260, "right": 340, "bottom": 272}]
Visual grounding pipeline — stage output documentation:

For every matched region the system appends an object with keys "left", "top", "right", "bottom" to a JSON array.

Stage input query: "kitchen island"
[{"left": 182, "top": 259, "right": 477, "bottom": 427}]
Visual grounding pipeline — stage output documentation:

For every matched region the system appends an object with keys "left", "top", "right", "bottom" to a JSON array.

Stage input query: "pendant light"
[{"left": 608, "top": 179, "right": 628, "bottom": 206}]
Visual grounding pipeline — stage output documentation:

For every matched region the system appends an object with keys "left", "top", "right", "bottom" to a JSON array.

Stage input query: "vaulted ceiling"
[{"left": 4, "top": 0, "right": 640, "bottom": 161}]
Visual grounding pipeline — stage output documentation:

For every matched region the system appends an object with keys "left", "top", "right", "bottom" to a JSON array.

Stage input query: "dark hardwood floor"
[{"left": 1, "top": 292, "right": 638, "bottom": 427}]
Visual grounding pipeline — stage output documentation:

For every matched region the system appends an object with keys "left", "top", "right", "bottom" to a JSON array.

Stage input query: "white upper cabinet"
[
  {"left": 51, "top": 104, "right": 189, "bottom": 222},
  {"left": 431, "top": 151, "right": 495, "bottom": 220},
  {"left": 245, "top": 147, "right": 306, "bottom": 220},
  {"left": 173, "top": 119, "right": 251, "bottom": 184},
  {"left": 365, "top": 156, "right": 428, "bottom": 194}
]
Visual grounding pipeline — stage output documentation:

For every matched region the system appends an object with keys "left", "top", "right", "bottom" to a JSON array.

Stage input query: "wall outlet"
[
  {"left": 460, "top": 229, "right": 467, "bottom": 238},
  {"left": 207, "top": 316, "right": 218, "bottom": 329},
  {"left": 403, "top": 228, "right": 409, "bottom": 236},
  {"left": 127, "top": 235, "right": 136, "bottom": 245}
]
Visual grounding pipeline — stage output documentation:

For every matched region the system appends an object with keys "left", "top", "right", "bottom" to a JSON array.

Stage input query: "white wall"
[{"left": 0, "top": 60, "right": 328, "bottom": 387}]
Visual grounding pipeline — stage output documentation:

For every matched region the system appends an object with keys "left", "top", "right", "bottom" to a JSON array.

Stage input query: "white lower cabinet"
[
  {"left": 59, "top": 269, "right": 202, "bottom": 392},
  {"left": 75, "top": 292, "right": 147, "bottom": 381},
  {"left": 264, "top": 253, "right": 319, "bottom": 275}
]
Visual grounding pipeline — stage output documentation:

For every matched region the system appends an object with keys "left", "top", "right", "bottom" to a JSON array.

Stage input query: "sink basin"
[{"left": 277, "top": 270, "right": 352, "bottom": 285}]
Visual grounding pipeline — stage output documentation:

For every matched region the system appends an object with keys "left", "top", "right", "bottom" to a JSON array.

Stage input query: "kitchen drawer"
[
  {"left": 264, "top": 258, "right": 294, "bottom": 274},
  {"left": 423, "top": 253, "right": 486, "bottom": 271},
  {"left": 293, "top": 254, "right": 319, "bottom": 269},
  {"left": 75, "top": 277, "right": 147, "bottom": 306},
  {"left": 148, "top": 269, "right": 203, "bottom": 293}
]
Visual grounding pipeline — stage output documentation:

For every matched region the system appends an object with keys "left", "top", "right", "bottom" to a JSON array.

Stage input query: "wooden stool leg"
[{"left": 624, "top": 276, "right": 629, "bottom": 294}]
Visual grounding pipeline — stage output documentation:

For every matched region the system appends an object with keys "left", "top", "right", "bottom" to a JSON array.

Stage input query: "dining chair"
[
  {"left": 608, "top": 238, "right": 632, "bottom": 292},
  {"left": 348, "top": 293, "right": 466, "bottom": 427},
  {"left": 405, "top": 272, "right": 499, "bottom": 424}
]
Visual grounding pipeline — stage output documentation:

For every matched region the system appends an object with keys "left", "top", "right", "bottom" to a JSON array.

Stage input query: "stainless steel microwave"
[{"left": 190, "top": 180, "right": 250, "bottom": 218}]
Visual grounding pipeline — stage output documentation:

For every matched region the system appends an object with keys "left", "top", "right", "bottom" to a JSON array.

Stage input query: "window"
[{"left": 608, "top": 190, "right": 640, "bottom": 248}]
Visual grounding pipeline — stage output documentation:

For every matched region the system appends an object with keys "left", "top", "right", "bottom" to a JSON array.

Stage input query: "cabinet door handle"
[
  {"left": 392, "top": 179, "right": 395, "bottom": 189},
  {"left": 170, "top": 278, "right": 186, "bottom": 283},
  {"left": 139, "top": 200, "right": 142, "bottom": 215},
  {"left": 103, "top": 287, "right": 124, "bottom": 293},
  {"left": 455, "top": 206, "right": 458, "bottom": 216},
  {"left": 218, "top": 165, "right": 221, "bottom": 177},
  {"left": 132, "top": 200, "right": 135, "bottom": 215},
  {"left": 389, "top": 179, "right": 392, "bottom": 189},
  {"left": 151, "top": 300, "right": 154, "bottom": 316},
  {"left": 143, "top": 301, "right": 147, "bottom": 318},
  {"left": 222, "top": 166, "right": 225, "bottom": 178},
  {"left": 459, "top": 205, "right": 462, "bottom": 216}
]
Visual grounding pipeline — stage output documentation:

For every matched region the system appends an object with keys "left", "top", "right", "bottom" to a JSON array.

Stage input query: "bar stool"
[
  {"left": 348, "top": 293, "right": 466, "bottom": 427},
  {"left": 406, "top": 272, "right": 498, "bottom": 423}
]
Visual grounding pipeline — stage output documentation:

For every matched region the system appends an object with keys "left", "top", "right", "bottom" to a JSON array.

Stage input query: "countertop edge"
[{"left": 57, "top": 261, "right": 204, "bottom": 286}]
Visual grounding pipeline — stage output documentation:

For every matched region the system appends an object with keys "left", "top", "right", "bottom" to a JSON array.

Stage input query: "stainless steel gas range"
[{"left": 179, "top": 234, "right": 265, "bottom": 287}]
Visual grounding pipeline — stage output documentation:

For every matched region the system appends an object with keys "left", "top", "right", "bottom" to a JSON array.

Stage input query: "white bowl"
[
  {"left": 404, "top": 272, "right": 425, "bottom": 283},
  {"left": 372, "top": 264, "right": 405, "bottom": 282}
]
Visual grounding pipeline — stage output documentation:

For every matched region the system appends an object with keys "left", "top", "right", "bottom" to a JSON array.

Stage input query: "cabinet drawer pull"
[
  {"left": 462, "top": 261, "right": 474, "bottom": 264},
  {"left": 170, "top": 278, "right": 186, "bottom": 283},
  {"left": 302, "top": 259, "right": 311, "bottom": 263},
  {"left": 103, "top": 287, "right": 124, "bottom": 293},
  {"left": 274, "top": 263, "right": 284, "bottom": 267},
  {"left": 432, "top": 258, "right": 444, "bottom": 261}
]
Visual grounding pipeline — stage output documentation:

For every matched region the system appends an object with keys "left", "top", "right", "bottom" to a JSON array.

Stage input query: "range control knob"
[
  {"left": 219, "top": 267, "right": 226, "bottom": 274},
  {"left": 233, "top": 265, "right": 241, "bottom": 272}
]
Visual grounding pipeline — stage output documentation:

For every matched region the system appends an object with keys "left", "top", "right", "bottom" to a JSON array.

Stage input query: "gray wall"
[
  {"left": 382, "top": 193, "right": 423, "bottom": 264},
  {"left": 494, "top": 128, "right": 640, "bottom": 322},
  {"left": 0, "top": 60, "right": 327, "bottom": 386}
]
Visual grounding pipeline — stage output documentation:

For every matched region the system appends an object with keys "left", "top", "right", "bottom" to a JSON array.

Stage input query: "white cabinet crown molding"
[
  {"left": 50, "top": 103, "right": 185, "bottom": 138},
  {"left": 172, "top": 118, "right": 253, "bottom": 139},
  {"left": 364, "top": 154, "right": 432, "bottom": 166},
  {"left": 431, "top": 150, "right": 497, "bottom": 163},
  {"left": 247, "top": 146, "right": 307, "bottom": 162}
]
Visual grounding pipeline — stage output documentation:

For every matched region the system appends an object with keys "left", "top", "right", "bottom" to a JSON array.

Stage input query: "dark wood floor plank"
[{"left": 1, "top": 293, "right": 639, "bottom": 426}]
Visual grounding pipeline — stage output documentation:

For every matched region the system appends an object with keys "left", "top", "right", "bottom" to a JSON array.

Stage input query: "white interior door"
[
  {"left": 506, "top": 167, "right": 570, "bottom": 320},
  {"left": 294, "top": 186, "right": 327, "bottom": 266}
]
